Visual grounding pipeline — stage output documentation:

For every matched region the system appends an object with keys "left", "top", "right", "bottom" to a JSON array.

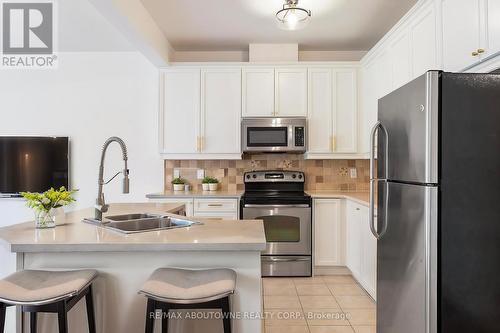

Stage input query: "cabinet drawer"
[{"left": 194, "top": 198, "right": 238, "bottom": 213}]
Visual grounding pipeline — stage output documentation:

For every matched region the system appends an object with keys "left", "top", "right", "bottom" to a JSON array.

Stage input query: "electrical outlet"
[
  {"left": 173, "top": 169, "right": 180, "bottom": 178},
  {"left": 197, "top": 169, "right": 205, "bottom": 179},
  {"left": 349, "top": 168, "right": 357, "bottom": 179}
]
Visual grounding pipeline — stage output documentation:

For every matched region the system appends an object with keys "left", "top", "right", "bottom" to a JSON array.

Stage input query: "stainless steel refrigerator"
[{"left": 369, "top": 71, "right": 500, "bottom": 333}]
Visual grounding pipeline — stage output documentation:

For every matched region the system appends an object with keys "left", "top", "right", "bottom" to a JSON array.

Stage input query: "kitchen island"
[{"left": 0, "top": 203, "right": 266, "bottom": 333}]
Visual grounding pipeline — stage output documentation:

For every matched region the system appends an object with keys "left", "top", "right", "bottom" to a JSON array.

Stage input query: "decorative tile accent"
[{"left": 164, "top": 154, "right": 371, "bottom": 192}]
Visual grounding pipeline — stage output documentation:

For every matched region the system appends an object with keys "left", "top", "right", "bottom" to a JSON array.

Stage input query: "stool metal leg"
[
  {"left": 85, "top": 286, "right": 96, "bottom": 333},
  {"left": 221, "top": 296, "right": 231, "bottom": 333},
  {"left": 30, "top": 312, "right": 37, "bottom": 333},
  {"left": 145, "top": 299, "right": 155, "bottom": 333},
  {"left": 57, "top": 302, "right": 68, "bottom": 333},
  {"left": 0, "top": 303, "right": 6, "bottom": 333}
]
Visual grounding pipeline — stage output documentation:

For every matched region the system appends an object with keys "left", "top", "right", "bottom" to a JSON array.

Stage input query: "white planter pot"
[
  {"left": 173, "top": 184, "right": 184, "bottom": 191},
  {"left": 209, "top": 183, "right": 218, "bottom": 191},
  {"left": 202, "top": 183, "right": 210, "bottom": 191}
]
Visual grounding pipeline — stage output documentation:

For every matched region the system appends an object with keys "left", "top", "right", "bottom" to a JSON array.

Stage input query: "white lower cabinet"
[
  {"left": 345, "top": 200, "right": 376, "bottom": 300},
  {"left": 147, "top": 198, "right": 239, "bottom": 220},
  {"left": 313, "top": 199, "right": 344, "bottom": 266},
  {"left": 193, "top": 198, "right": 239, "bottom": 220}
]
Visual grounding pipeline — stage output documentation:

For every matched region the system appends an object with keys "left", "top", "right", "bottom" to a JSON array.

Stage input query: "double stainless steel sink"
[{"left": 83, "top": 213, "right": 201, "bottom": 234}]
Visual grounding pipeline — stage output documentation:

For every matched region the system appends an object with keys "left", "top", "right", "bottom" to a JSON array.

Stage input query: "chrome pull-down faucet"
[{"left": 95, "top": 136, "right": 130, "bottom": 221}]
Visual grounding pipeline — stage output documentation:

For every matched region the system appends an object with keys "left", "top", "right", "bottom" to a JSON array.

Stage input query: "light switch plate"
[
  {"left": 349, "top": 168, "right": 357, "bottom": 179},
  {"left": 197, "top": 169, "right": 205, "bottom": 179},
  {"left": 173, "top": 169, "right": 180, "bottom": 178}
]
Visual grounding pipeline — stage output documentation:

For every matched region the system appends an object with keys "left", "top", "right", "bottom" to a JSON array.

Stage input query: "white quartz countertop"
[
  {"left": 0, "top": 203, "right": 266, "bottom": 253},
  {"left": 146, "top": 190, "right": 243, "bottom": 199}
]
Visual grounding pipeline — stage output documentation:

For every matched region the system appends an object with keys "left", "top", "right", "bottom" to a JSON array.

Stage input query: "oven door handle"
[
  {"left": 243, "top": 204, "right": 310, "bottom": 208},
  {"left": 261, "top": 256, "right": 310, "bottom": 262}
]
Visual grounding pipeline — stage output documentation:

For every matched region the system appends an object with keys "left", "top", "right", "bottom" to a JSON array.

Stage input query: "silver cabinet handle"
[{"left": 369, "top": 121, "right": 389, "bottom": 240}]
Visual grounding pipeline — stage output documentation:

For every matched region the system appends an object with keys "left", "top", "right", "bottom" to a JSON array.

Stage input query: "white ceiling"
[{"left": 140, "top": 0, "right": 418, "bottom": 52}]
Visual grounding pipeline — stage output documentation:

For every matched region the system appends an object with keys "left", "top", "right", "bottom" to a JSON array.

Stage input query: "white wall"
[
  {"left": 0, "top": 52, "right": 162, "bottom": 258},
  {"left": 0, "top": 51, "right": 162, "bottom": 330}
]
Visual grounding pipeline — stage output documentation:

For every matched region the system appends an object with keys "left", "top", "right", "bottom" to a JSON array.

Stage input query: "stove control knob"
[
  {"left": 298, "top": 174, "right": 303, "bottom": 179},
  {"left": 252, "top": 174, "right": 257, "bottom": 179},
  {"left": 292, "top": 174, "right": 297, "bottom": 179},
  {"left": 246, "top": 174, "right": 250, "bottom": 179}
]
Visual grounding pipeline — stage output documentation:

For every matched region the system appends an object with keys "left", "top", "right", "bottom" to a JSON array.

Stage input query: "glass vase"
[{"left": 35, "top": 209, "right": 56, "bottom": 229}]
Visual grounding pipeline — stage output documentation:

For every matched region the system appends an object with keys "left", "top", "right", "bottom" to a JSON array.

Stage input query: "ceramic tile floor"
[{"left": 262, "top": 275, "right": 376, "bottom": 333}]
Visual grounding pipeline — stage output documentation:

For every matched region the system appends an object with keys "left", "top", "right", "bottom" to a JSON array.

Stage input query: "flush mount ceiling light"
[{"left": 276, "top": 0, "right": 311, "bottom": 31}]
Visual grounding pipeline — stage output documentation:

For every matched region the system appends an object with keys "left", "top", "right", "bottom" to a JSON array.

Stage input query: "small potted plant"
[
  {"left": 208, "top": 177, "right": 219, "bottom": 191},
  {"left": 171, "top": 178, "right": 186, "bottom": 191},
  {"left": 201, "top": 176, "right": 211, "bottom": 191},
  {"left": 20, "top": 187, "right": 77, "bottom": 229}
]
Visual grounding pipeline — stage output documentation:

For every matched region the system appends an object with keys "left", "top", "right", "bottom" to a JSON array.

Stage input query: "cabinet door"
[
  {"left": 388, "top": 31, "right": 411, "bottom": 90},
  {"left": 486, "top": 0, "right": 500, "bottom": 58},
  {"left": 314, "top": 199, "right": 344, "bottom": 266},
  {"left": 275, "top": 67, "right": 308, "bottom": 117},
  {"left": 333, "top": 69, "right": 358, "bottom": 153},
  {"left": 242, "top": 67, "right": 275, "bottom": 117},
  {"left": 308, "top": 68, "right": 333, "bottom": 154},
  {"left": 201, "top": 68, "right": 242, "bottom": 154},
  {"left": 359, "top": 61, "right": 378, "bottom": 155},
  {"left": 360, "top": 206, "right": 377, "bottom": 299},
  {"left": 410, "top": 4, "right": 439, "bottom": 78},
  {"left": 442, "top": 0, "right": 482, "bottom": 71},
  {"left": 345, "top": 201, "right": 362, "bottom": 279},
  {"left": 161, "top": 69, "right": 200, "bottom": 154}
]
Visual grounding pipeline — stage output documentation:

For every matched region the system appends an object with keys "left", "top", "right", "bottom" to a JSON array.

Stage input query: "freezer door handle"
[
  {"left": 369, "top": 121, "right": 389, "bottom": 240},
  {"left": 369, "top": 178, "right": 389, "bottom": 240}
]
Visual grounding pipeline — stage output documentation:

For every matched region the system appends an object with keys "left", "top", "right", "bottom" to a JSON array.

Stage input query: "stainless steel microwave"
[{"left": 242, "top": 118, "right": 307, "bottom": 153}]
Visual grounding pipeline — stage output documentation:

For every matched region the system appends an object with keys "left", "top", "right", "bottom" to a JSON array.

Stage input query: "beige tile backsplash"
[{"left": 164, "top": 154, "right": 370, "bottom": 192}]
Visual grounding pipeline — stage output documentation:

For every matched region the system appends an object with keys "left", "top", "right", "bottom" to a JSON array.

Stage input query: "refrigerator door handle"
[
  {"left": 369, "top": 121, "right": 389, "bottom": 240},
  {"left": 369, "top": 178, "right": 389, "bottom": 239}
]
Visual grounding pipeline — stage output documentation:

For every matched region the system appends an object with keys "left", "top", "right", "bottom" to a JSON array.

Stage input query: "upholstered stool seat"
[
  {"left": 140, "top": 268, "right": 236, "bottom": 333},
  {"left": 0, "top": 269, "right": 97, "bottom": 305},
  {"left": 0, "top": 269, "right": 98, "bottom": 333},
  {"left": 139, "top": 268, "right": 236, "bottom": 303}
]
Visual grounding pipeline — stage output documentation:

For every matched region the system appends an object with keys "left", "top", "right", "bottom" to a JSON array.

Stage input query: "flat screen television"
[{"left": 0, "top": 137, "right": 69, "bottom": 195}]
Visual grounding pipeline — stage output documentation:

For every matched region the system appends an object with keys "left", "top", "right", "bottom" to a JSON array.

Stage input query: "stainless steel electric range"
[{"left": 240, "top": 170, "right": 312, "bottom": 277}]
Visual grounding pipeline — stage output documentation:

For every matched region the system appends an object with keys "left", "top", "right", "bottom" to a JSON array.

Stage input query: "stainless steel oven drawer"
[{"left": 261, "top": 256, "right": 312, "bottom": 277}]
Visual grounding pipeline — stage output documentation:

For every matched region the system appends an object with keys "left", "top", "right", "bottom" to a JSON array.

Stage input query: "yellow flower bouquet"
[{"left": 20, "top": 187, "right": 77, "bottom": 228}]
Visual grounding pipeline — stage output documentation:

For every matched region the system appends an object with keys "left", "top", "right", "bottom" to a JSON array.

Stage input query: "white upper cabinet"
[
  {"left": 306, "top": 67, "right": 358, "bottom": 158},
  {"left": 242, "top": 67, "right": 275, "bottom": 117},
  {"left": 442, "top": 0, "right": 482, "bottom": 71},
  {"left": 308, "top": 68, "right": 333, "bottom": 154},
  {"left": 314, "top": 199, "right": 344, "bottom": 266},
  {"left": 160, "top": 67, "right": 242, "bottom": 159},
  {"left": 485, "top": 0, "right": 500, "bottom": 58},
  {"left": 275, "top": 67, "right": 308, "bottom": 117},
  {"left": 410, "top": 4, "right": 439, "bottom": 77},
  {"left": 333, "top": 69, "right": 358, "bottom": 153},
  {"left": 161, "top": 68, "right": 200, "bottom": 155},
  {"left": 388, "top": 32, "right": 411, "bottom": 90},
  {"left": 201, "top": 68, "right": 241, "bottom": 155}
]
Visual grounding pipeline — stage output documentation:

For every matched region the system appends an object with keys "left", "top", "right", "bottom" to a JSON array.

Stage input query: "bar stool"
[
  {"left": 139, "top": 268, "right": 236, "bottom": 333},
  {"left": 0, "top": 269, "right": 98, "bottom": 333}
]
